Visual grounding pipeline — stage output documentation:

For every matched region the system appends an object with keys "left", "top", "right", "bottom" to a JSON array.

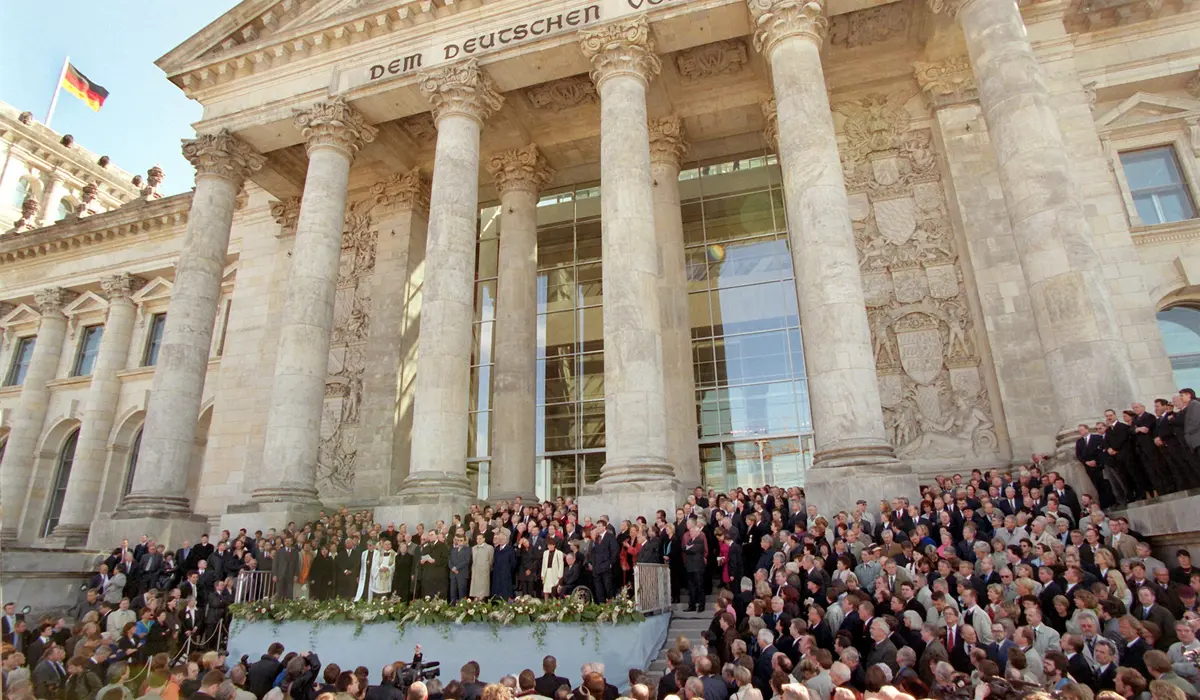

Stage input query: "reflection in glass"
[{"left": 1158, "top": 307, "right": 1200, "bottom": 389}]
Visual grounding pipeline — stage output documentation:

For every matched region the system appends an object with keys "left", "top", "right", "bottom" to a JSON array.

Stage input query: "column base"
[
  {"left": 89, "top": 512, "right": 210, "bottom": 550},
  {"left": 221, "top": 501, "right": 324, "bottom": 536},
  {"left": 0, "top": 528, "right": 19, "bottom": 546},
  {"left": 802, "top": 463, "right": 920, "bottom": 517},
  {"left": 577, "top": 470, "right": 684, "bottom": 525},
  {"left": 117, "top": 493, "right": 193, "bottom": 517},
  {"left": 375, "top": 493, "right": 478, "bottom": 530},
  {"left": 813, "top": 441, "right": 900, "bottom": 469},
  {"left": 1053, "top": 427, "right": 1098, "bottom": 500},
  {"left": 250, "top": 485, "right": 321, "bottom": 504},
  {"left": 488, "top": 490, "right": 540, "bottom": 506},
  {"left": 48, "top": 523, "right": 91, "bottom": 547}
]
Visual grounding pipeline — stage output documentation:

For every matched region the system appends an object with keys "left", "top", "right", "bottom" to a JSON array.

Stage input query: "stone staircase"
[{"left": 645, "top": 605, "right": 712, "bottom": 683}]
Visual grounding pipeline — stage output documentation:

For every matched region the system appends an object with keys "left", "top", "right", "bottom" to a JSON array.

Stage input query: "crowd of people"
[{"left": 6, "top": 442, "right": 1200, "bottom": 700}]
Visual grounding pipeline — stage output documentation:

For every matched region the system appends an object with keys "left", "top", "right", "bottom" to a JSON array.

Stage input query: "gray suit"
[
  {"left": 1185, "top": 399, "right": 1200, "bottom": 450},
  {"left": 272, "top": 547, "right": 298, "bottom": 599},
  {"left": 449, "top": 544, "right": 472, "bottom": 602}
]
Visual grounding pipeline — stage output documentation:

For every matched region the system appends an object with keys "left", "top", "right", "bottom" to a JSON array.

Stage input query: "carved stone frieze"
[
  {"left": 914, "top": 57, "right": 978, "bottom": 110},
  {"left": 399, "top": 114, "right": 438, "bottom": 143},
  {"left": 294, "top": 98, "right": 378, "bottom": 156},
  {"left": 181, "top": 129, "right": 266, "bottom": 184},
  {"left": 833, "top": 88, "right": 917, "bottom": 160},
  {"left": 487, "top": 144, "right": 555, "bottom": 196},
  {"left": 525, "top": 76, "right": 598, "bottom": 111},
  {"left": 579, "top": 16, "right": 662, "bottom": 87},
  {"left": 673, "top": 40, "right": 749, "bottom": 81},
  {"left": 747, "top": 0, "right": 829, "bottom": 56},
  {"left": 370, "top": 168, "right": 431, "bottom": 215},
  {"left": 418, "top": 58, "right": 504, "bottom": 124},
  {"left": 270, "top": 197, "right": 302, "bottom": 237},
  {"left": 829, "top": 1, "right": 911, "bottom": 49}
]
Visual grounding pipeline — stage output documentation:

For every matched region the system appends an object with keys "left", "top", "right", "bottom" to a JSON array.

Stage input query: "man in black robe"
[
  {"left": 1133, "top": 401, "right": 1174, "bottom": 495},
  {"left": 336, "top": 538, "right": 361, "bottom": 599},
  {"left": 418, "top": 531, "right": 450, "bottom": 599}
]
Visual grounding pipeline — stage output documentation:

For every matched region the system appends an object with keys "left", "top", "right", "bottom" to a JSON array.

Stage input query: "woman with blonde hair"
[{"left": 1108, "top": 569, "right": 1133, "bottom": 608}]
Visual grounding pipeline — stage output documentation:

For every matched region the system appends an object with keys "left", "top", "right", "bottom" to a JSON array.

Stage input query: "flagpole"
[{"left": 44, "top": 55, "right": 70, "bottom": 128}]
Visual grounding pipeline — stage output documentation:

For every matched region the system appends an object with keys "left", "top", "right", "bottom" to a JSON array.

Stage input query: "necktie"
[{"left": 948, "top": 627, "right": 955, "bottom": 649}]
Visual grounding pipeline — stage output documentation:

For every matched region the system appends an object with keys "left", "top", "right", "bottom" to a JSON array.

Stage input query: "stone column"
[
  {"left": 930, "top": 0, "right": 1139, "bottom": 437},
  {"left": 748, "top": 0, "right": 908, "bottom": 514},
  {"left": 52, "top": 273, "right": 143, "bottom": 543},
  {"left": 648, "top": 116, "right": 701, "bottom": 488},
  {"left": 576, "top": 16, "right": 679, "bottom": 522},
  {"left": 0, "top": 288, "right": 71, "bottom": 542},
  {"left": 114, "top": 131, "right": 263, "bottom": 536},
  {"left": 36, "top": 174, "right": 65, "bottom": 228},
  {"left": 257, "top": 100, "right": 377, "bottom": 514},
  {"left": 486, "top": 145, "right": 554, "bottom": 502},
  {"left": 388, "top": 59, "right": 502, "bottom": 524},
  {"left": 354, "top": 169, "right": 431, "bottom": 503}
]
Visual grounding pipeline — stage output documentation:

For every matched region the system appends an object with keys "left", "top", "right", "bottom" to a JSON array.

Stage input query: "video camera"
[{"left": 397, "top": 653, "right": 441, "bottom": 688}]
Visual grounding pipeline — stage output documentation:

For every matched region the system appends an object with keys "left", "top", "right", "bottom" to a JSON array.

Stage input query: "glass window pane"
[
  {"left": 539, "top": 268, "right": 575, "bottom": 314},
  {"left": 143, "top": 314, "right": 166, "bottom": 367},
  {"left": 124, "top": 429, "right": 143, "bottom": 496},
  {"left": 479, "top": 205, "right": 501, "bottom": 238},
  {"left": 74, "top": 326, "right": 104, "bottom": 377},
  {"left": 579, "top": 400, "right": 605, "bottom": 449},
  {"left": 1158, "top": 189, "right": 1196, "bottom": 223},
  {"left": 701, "top": 192, "right": 777, "bottom": 242},
  {"left": 699, "top": 159, "right": 774, "bottom": 196},
  {"left": 545, "top": 403, "right": 577, "bottom": 451},
  {"left": 693, "top": 340, "right": 719, "bottom": 388},
  {"left": 707, "top": 237, "right": 791, "bottom": 289},
  {"left": 542, "top": 310, "right": 575, "bottom": 357},
  {"left": 685, "top": 247, "right": 711, "bottom": 293},
  {"left": 1121, "top": 147, "right": 1185, "bottom": 190},
  {"left": 42, "top": 429, "right": 79, "bottom": 537},
  {"left": 711, "top": 281, "right": 797, "bottom": 336},
  {"left": 579, "top": 352, "right": 605, "bottom": 401},
  {"left": 543, "top": 354, "right": 574, "bottom": 404},
  {"left": 475, "top": 280, "right": 497, "bottom": 324},
  {"left": 1158, "top": 307, "right": 1200, "bottom": 390},
  {"left": 468, "top": 411, "right": 490, "bottom": 458},
  {"left": 548, "top": 456, "right": 578, "bottom": 499},
  {"left": 717, "top": 330, "right": 792, "bottom": 386},
  {"left": 765, "top": 436, "right": 810, "bottom": 487},
  {"left": 578, "top": 306, "right": 603, "bottom": 354},
  {"left": 697, "top": 388, "right": 726, "bottom": 438},
  {"left": 1133, "top": 193, "right": 1162, "bottom": 225},
  {"left": 476, "top": 238, "right": 499, "bottom": 280},
  {"left": 682, "top": 201, "right": 705, "bottom": 245},
  {"left": 538, "top": 225, "right": 575, "bottom": 269},
  {"left": 6, "top": 336, "right": 36, "bottom": 386},
  {"left": 577, "top": 263, "right": 603, "bottom": 307},
  {"left": 469, "top": 364, "right": 492, "bottom": 412},
  {"left": 576, "top": 220, "right": 602, "bottom": 263},
  {"left": 689, "top": 291, "right": 714, "bottom": 339},
  {"left": 700, "top": 444, "right": 725, "bottom": 491},
  {"left": 582, "top": 452, "right": 605, "bottom": 485},
  {"left": 472, "top": 321, "right": 495, "bottom": 366},
  {"left": 722, "top": 382, "right": 799, "bottom": 436}
]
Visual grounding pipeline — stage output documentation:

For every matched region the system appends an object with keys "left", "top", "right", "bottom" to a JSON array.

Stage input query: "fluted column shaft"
[
  {"left": 121, "top": 131, "right": 263, "bottom": 516},
  {"left": 581, "top": 17, "right": 675, "bottom": 484},
  {"left": 750, "top": 0, "right": 897, "bottom": 470},
  {"left": 944, "top": 0, "right": 1138, "bottom": 430},
  {"left": 53, "top": 274, "right": 141, "bottom": 541},
  {"left": 649, "top": 117, "right": 701, "bottom": 487},
  {"left": 402, "top": 59, "right": 503, "bottom": 500},
  {"left": 257, "top": 100, "right": 377, "bottom": 503},
  {"left": 0, "top": 289, "right": 70, "bottom": 541},
  {"left": 488, "top": 146, "right": 554, "bottom": 501}
]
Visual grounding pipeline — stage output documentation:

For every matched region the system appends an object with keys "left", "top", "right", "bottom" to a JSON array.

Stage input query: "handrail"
[{"left": 234, "top": 570, "right": 276, "bottom": 603}]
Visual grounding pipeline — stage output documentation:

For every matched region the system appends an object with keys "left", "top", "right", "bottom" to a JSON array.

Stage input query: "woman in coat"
[
  {"left": 470, "top": 534, "right": 493, "bottom": 599},
  {"left": 516, "top": 538, "right": 541, "bottom": 597},
  {"left": 392, "top": 541, "right": 414, "bottom": 600},
  {"left": 311, "top": 546, "right": 334, "bottom": 600},
  {"left": 541, "top": 540, "right": 565, "bottom": 597},
  {"left": 491, "top": 532, "right": 517, "bottom": 600}
]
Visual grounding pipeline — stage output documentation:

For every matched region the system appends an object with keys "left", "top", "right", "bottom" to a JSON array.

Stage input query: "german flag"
[{"left": 61, "top": 63, "right": 108, "bottom": 112}]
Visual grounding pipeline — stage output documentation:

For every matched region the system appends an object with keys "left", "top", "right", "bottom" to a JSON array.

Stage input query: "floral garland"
[{"left": 231, "top": 594, "right": 646, "bottom": 644}]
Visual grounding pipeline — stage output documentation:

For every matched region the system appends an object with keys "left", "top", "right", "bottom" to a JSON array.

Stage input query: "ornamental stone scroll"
[
  {"left": 578, "top": 15, "right": 662, "bottom": 87},
  {"left": 181, "top": 129, "right": 266, "bottom": 185},
  {"left": 487, "top": 144, "right": 555, "bottom": 196},
  {"left": 418, "top": 58, "right": 504, "bottom": 125},
  {"left": 294, "top": 98, "right": 378, "bottom": 158}
]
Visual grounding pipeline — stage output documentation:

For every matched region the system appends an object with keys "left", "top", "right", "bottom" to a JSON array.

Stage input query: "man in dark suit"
[
  {"left": 1134, "top": 402, "right": 1174, "bottom": 495},
  {"left": 25, "top": 623, "right": 53, "bottom": 669},
  {"left": 132, "top": 535, "right": 150, "bottom": 562},
  {"left": 865, "top": 619, "right": 899, "bottom": 674},
  {"left": 943, "top": 609, "right": 971, "bottom": 673},
  {"left": 1106, "top": 409, "right": 1140, "bottom": 502},
  {"left": 273, "top": 538, "right": 299, "bottom": 600},
  {"left": 136, "top": 542, "right": 164, "bottom": 595},
  {"left": 336, "top": 539, "right": 361, "bottom": 599},
  {"left": 176, "top": 540, "right": 193, "bottom": 571},
  {"left": 752, "top": 630, "right": 778, "bottom": 695},
  {"left": 683, "top": 520, "right": 708, "bottom": 612},
  {"left": 247, "top": 643, "right": 285, "bottom": 699},
  {"left": 188, "top": 534, "right": 214, "bottom": 571},
  {"left": 364, "top": 666, "right": 405, "bottom": 700},
  {"left": 1130, "top": 586, "right": 1178, "bottom": 649},
  {"left": 1075, "top": 425, "right": 1113, "bottom": 507},
  {"left": 997, "top": 486, "right": 1023, "bottom": 517},
  {"left": 2, "top": 602, "right": 23, "bottom": 639},
  {"left": 590, "top": 522, "right": 618, "bottom": 604},
  {"left": 918, "top": 624, "right": 947, "bottom": 688},
  {"left": 31, "top": 644, "right": 66, "bottom": 698},
  {"left": 1062, "top": 635, "right": 1096, "bottom": 690},
  {"left": 535, "top": 656, "right": 571, "bottom": 698}
]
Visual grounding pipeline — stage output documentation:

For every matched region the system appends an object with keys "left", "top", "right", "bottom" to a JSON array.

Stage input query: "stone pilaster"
[
  {"left": 748, "top": 0, "right": 908, "bottom": 514},
  {"left": 0, "top": 288, "right": 71, "bottom": 542},
  {"left": 930, "top": 0, "right": 1140, "bottom": 440},
  {"left": 648, "top": 116, "right": 701, "bottom": 488},
  {"left": 487, "top": 144, "right": 554, "bottom": 502},
  {"left": 52, "top": 273, "right": 144, "bottom": 543},
  {"left": 256, "top": 99, "right": 377, "bottom": 518},
  {"left": 385, "top": 59, "right": 502, "bottom": 525},
  {"left": 354, "top": 169, "right": 431, "bottom": 503},
  {"left": 35, "top": 174, "right": 64, "bottom": 228},
  {"left": 575, "top": 16, "right": 680, "bottom": 522},
  {"left": 116, "top": 130, "right": 263, "bottom": 529}
]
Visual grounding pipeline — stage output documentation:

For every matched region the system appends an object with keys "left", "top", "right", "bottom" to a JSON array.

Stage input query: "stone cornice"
[
  {"left": 0, "top": 193, "right": 193, "bottom": 266},
  {"left": 579, "top": 16, "right": 662, "bottom": 88},
  {"left": 748, "top": 0, "right": 829, "bottom": 56},
  {"left": 648, "top": 116, "right": 689, "bottom": 169},
  {"left": 487, "top": 145, "right": 555, "bottom": 196},
  {"left": 294, "top": 98, "right": 378, "bottom": 156},
  {"left": 419, "top": 59, "right": 504, "bottom": 125},
  {"left": 1131, "top": 219, "right": 1200, "bottom": 247}
]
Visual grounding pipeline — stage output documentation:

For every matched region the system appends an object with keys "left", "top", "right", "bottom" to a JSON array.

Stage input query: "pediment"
[
  {"left": 157, "top": 0, "right": 319, "bottom": 74},
  {"left": 63, "top": 291, "right": 109, "bottom": 317},
  {"left": 132, "top": 277, "right": 174, "bottom": 304},
  {"left": 0, "top": 303, "right": 40, "bottom": 327},
  {"left": 1097, "top": 92, "right": 1200, "bottom": 129}
]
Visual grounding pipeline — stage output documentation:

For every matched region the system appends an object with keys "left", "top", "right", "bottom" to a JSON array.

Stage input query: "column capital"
[
  {"left": 761, "top": 99, "right": 779, "bottom": 151},
  {"left": 926, "top": 0, "right": 973, "bottom": 18},
  {"left": 648, "top": 116, "right": 689, "bottom": 170},
  {"left": 294, "top": 98, "right": 378, "bottom": 158},
  {"left": 579, "top": 15, "right": 662, "bottom": 88},
  {"left": 487, "top": 144, "right": 555, "bottom": 196},
  {"left": 100, "top": 273, "right": 146, "bottom": 303},
  {"left": 270, "top": 197, "right": 302, "bottom": 237},
  {"left": 181, "top": 129, "right": 266, "bottom": 185},
  {"left": 418, "top": 59, "right": 504, "bottom": 125},
  {"left": 747, "top": 0, "right": 829, "bottom": 57},
  {"left": 34, "top": 287, "right": 75, "bottom": 317},
  {"left": 914, "top": 56, "right": 978, "bottom": 109},
  {"left": 370, "top": 167, "right": 432, "bottom": 215}
]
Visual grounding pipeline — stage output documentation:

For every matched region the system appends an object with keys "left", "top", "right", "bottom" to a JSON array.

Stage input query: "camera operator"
[{"left": 365, "top": 665, "right": 405, "bottom": 700}]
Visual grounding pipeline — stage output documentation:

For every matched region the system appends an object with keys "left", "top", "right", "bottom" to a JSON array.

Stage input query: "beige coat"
[
  {"left": 542, "top": 549, "right": 565, "bottom": 594},
  {"left": 470, "top": 543, "right": 493, "bottom": 598}
]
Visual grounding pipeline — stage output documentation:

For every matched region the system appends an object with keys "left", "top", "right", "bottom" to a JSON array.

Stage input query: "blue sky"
[{"left": 0, "top": 1, "right": 242, "bottom": 195}]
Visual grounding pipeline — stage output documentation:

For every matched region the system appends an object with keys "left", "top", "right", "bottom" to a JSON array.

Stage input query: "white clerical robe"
[{"left": 356, "top": 549, "right": 396, "bottom": 601}]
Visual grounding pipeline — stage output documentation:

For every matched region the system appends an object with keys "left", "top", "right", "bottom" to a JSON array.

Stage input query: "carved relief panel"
[{"left": 837, "top": 89, "right": 1002, "bottom": 466}]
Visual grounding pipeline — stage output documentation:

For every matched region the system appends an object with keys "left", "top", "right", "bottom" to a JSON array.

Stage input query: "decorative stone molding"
[
  {"left": 369, "top": 168, "right": 431, "bottom": 215},
  {"left": 418, "top": 59, "right": 504, "bottom": 125},
  {"left": 73, "top": 183, "right": 100, "bottom": 218},
  {"left": 182, "top": 129, "right": 266, "bottom": 184},
  {"left": 579, "top": 16, "right": 662, "bottom": 88},
  {"left": 399, "top": 114, "right": 437, "bottom": 142},
  {"left": 270, "top": 197, "right": 302, "bottom": 237},
  {"left": 747, "top": 0, "right": 829, "bottom": 56},
  {"left": 649, "top": 116, "right": 689, "bottom": 168},
  {"left": 8, "top": 197, "right": 39, "bottom": 234},
  {"left": 294, "top": 98, "right": 378, "bottom": 157},
  {"left": 925, "top": 0, "right": 971, "bottom": 18},
  {"left": 17, "top": 111, "right": 33, "bottom": 125},
  {"left": 674, "top": 40, "right": 749, "bottom": 82},
  {"left": 525, "top": 76, "right": 598, "bottom": 111},
  {"left": 100, "top": 273, "right": 146, "bottom": 302},
  {"left": 34, "top": 287, "right": 75, "bottom": 316},
  {"left": 1188, "top": 72, "right": 1200, "bottom": 100},
  {"left": 139, "top": 166, "right": 166, "bottom": 200},
  {"left": 487, "top": 145, "right": 555, "bottom": 196},
  {"left": 762, "top": 99, "right": 779, "bottom": 151},
  {"left": 914, "top": 56, "right": 978, "bottom": 110},
  {"left": 829, "top": 1, "right": 911, "bottom": 49},
  {"left": 833, "top": 89, "right": 917, "bottom": 160}
]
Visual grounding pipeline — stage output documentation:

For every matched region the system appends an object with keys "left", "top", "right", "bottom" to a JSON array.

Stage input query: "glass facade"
[
  {"left": 470, "top": 154, "right": 814, "bottom": 499},
  {"left": 143, "top": 313, "right": 167, "bottom": 366},
  {"left": 1158, "top": 306, "right": 1200, "bottom": 389}
]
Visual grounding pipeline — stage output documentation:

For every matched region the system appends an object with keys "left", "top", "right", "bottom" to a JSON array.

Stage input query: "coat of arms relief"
[{"left": 837, "top": 89, "right": 1002, "bottom": 465}]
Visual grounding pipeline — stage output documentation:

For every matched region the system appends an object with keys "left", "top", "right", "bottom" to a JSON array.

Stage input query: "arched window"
[
  {"left": 41, "top": 428, "right": 79, "bottom": 537},
  {"left": 123, "top": 428, "right": 143, "bottom": 496},
  {"left": 1157, "top": 306, "right": 1200, "bottom": 389},
  {"left": 57, "top": 197, "right": 73, "bottom": 221},
  {"left": 10, "top": 176, "right": 32, "bottom": 208}
]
